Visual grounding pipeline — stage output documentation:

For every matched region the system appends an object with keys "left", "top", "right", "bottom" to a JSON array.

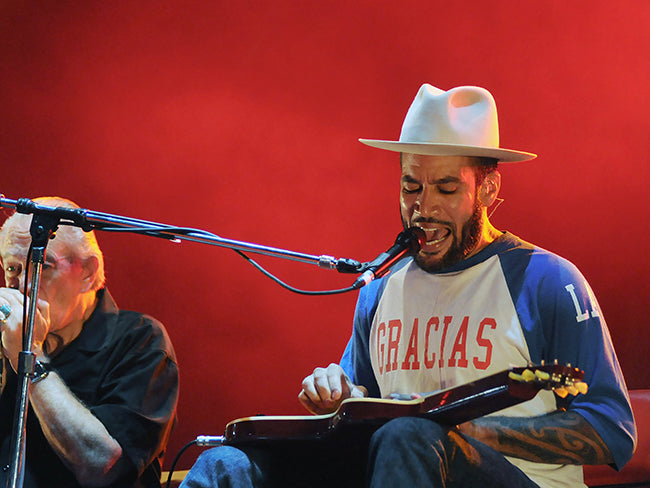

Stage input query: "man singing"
[{"left": 182, "top": 84, "right": 636, "bottom": 488}]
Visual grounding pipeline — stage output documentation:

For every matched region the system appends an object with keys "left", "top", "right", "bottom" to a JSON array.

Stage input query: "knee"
[
  {"left": 206, "top": 446, "right": 254, "bottom": 472},
  {"left": 185, "top": 446, "right": 256, "bottom": 482},
  {"left": 371, "top": 417, "right": 448, "bottom": 448}
]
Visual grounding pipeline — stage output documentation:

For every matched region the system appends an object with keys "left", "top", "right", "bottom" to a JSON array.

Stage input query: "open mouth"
[{"left": 416, "top": 225, "right": 452, "bottom": 250}]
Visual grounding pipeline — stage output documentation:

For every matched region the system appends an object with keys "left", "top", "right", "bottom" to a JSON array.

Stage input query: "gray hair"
[{"left": 0, "top": 196, "right": 106, "bottom": 291}]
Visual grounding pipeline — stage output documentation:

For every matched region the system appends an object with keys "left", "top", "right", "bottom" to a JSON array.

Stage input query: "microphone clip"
[{"left": 352, "top": 228, "right": 425, "bottom": 289}]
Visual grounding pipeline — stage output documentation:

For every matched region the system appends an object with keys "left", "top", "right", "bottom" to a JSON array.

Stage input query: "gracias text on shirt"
[{"left": 375, "top": 315, "right": 497, "bottom": 375}]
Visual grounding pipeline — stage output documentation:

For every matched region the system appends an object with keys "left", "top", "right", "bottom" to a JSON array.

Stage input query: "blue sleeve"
[
  {"left": 339, "top": 276, "right": 391, "bottom": 398},
  {"left": 340, "top": 335, "right": 353, "bottom": 378},
  {"left": 503, "top": 247, "right": 636, "bottom": 469}
]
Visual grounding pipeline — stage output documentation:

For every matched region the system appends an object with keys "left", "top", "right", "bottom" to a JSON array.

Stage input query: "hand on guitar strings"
[{"left": 299, "top": 363, "right": 368, "bottom": 415}]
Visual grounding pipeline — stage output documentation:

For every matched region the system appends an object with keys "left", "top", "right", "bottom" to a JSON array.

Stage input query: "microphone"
[{"left": 352, "top": 227, "right": 426, "bottom": 289}]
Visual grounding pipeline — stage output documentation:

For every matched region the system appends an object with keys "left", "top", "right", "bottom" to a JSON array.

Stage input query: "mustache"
[{"left": 411, "top": 216, "right": 455, "bottom": 229}]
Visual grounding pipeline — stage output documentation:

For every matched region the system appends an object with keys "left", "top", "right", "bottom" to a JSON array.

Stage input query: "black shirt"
[{"left": 0, "top": 289, "right": 179, "bottom": 487}]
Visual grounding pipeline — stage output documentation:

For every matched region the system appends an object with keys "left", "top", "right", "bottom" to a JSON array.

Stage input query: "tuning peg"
[
  {"left": 575, "top": 381, "right": 588, "bottom": 395},
  {"left": 508, "top": 372, "right": 524, "bottom": 382},
  {"left": 565, "top": 385, "right": 579, "bottom": 396},
  {"left": 521, "top": 369, "right": 536, "bottom": 382},
  {"left": 554, "top": 387, "right": 569, "bottom": 398},
  {"left": 534, "top": 369, "right": 550, "bottom": 381}
]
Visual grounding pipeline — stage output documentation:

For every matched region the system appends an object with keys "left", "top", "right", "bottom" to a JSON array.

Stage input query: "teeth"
[
  {"left": 427, "top": 235, "right": 446, "bottom": 245},
  {"left": 421, "top": 227, "right": 449, "bottom": 245}
]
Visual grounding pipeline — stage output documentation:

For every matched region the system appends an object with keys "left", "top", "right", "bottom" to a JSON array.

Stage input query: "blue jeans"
[{"left": 180, "top": 417, "right": 539, "bottom": 488}]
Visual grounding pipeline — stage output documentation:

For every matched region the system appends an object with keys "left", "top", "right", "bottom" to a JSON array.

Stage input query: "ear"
[
  {"left": 478, "top": 170, "right": 501, "bottom": 207},
  {"left": 79, "top": 255, "right": 99, "bottom": 293}
]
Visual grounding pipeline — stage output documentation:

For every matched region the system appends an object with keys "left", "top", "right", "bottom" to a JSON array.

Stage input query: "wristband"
[{"left": 31, "top": 361, "right": 52, "bottom": 384}]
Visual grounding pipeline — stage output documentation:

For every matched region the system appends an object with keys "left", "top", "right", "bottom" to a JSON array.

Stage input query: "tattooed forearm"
[{"left": 460, "top": 410, "right": 613, "bottom": 465}]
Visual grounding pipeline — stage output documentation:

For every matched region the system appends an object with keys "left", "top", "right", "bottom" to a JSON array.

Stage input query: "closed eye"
[
  {"left": 438, "top": 185, "right": 458, "bottom": 194},
  {"left": 402, "top": 184, "right": 421, "bottom": 194},
  {"left": 401, "top": 175, "right": 422, "bottom": 194}
]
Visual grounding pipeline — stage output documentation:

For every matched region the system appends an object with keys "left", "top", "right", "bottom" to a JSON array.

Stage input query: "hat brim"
[{"left": 358, "top": 139, "right": 537, "bottom": 163}]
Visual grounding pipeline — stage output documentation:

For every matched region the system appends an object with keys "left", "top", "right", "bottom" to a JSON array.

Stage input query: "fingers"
[
  {"left": 298, "top": 390, "right": 327, "bottom": 415},
  {"left": 0, "top": 291, "right": 23, "bottom": 370},
  {"left": 0, "top": 288, "right": 50, "bottom": 325},
  {"left": 320, "top": 363, "right": 346, "bottom": 400},
  {"left": 0, "top": 290, "right": 23, "bottom": 328},
  {"left": 299, "top": 363, "right": 358, "bottom": 415},
  {"left": 0, "top": 288, "right": 51, "bottom": 358},
  {"left": 349, "top": 383, "right": 368, "bottom": 398}
]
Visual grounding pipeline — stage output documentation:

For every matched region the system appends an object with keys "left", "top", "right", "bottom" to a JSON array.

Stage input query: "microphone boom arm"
[{"left": 1, "top": 196, "right": 363, "bottom": 274}]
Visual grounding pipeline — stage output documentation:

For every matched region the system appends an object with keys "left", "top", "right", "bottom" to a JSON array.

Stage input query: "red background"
[{"left": 1, "top": 0, "right": 648, "bottom": 471}]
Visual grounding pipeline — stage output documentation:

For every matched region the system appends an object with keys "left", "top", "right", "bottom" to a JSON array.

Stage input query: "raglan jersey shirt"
[{"left": 341, "top": 232, "right": 636, "bottom": 488}]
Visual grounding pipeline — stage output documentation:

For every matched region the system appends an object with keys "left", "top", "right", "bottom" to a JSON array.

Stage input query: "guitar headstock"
[{"left": 508, "top": 363, "right": 588, "bottom": 398}]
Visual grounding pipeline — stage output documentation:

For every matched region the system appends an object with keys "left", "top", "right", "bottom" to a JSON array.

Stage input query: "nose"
[
  {"left": 12, "top": 274, "right": 24, "bottom": 292},
  {"left": 4, "top": 272, "right": 19, "bottom": 290},
  {"left": 414, "top": 185, "right": 442, "bottom": 219},
  {"left": 9, "top": 272, "right": 30, "bottom": 295}
]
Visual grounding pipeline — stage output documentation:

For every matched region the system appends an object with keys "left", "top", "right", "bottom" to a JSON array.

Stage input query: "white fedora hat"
[{"left": 359, "top": 84, "right": 536, "bottom": 163}]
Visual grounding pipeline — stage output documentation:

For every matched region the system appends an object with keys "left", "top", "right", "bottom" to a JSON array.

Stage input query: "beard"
[{"left": 404, "top": 202, "right": 483, "bottom": 273}]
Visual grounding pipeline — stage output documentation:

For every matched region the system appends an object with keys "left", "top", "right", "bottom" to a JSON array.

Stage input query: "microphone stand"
[
  {"left": 5, "top": 211, "right": 60, "bottom": 488},
  {"left": 0, "top": 195, "right": 365, "bottom": 488}
]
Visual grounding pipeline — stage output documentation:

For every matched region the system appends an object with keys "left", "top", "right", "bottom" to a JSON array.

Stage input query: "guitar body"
[
  {"left": 224, "top": 364, "right": 585, "bottom": 448},
  {"left": 225, "top": 397, "right": 424, "bottom": 446}
]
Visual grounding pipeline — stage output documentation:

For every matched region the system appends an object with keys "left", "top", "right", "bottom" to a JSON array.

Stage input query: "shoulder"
[
  {"left": 113, "top": 310, "right": 176, "bottom": 358},
  {"left": 497, "top": 233, "right": 586, "bottom": 287},
  {"left": 356, "top": 258, "right": 412, "bottom": 314}
]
